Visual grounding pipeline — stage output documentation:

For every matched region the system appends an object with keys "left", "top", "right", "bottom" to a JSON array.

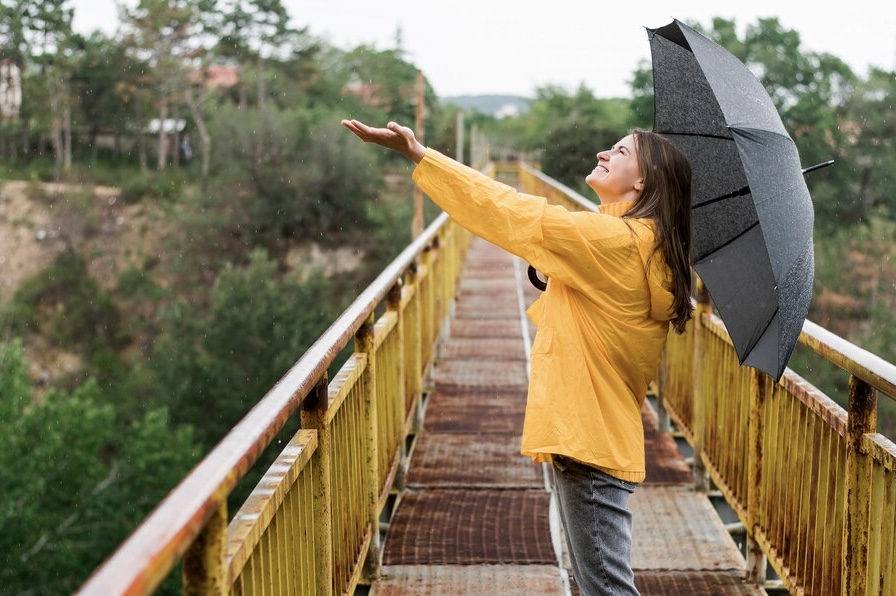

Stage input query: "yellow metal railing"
[
  {"left": 77, "top": 211, "right": 470, "bottom": 595},
  {"left": 523, "top": 160, "right": 896, "bottom": 595},
  {"left": 662, "top": 278, "right": 896, "bottom": 596}
]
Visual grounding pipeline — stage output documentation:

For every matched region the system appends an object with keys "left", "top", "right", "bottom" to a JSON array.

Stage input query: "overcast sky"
[{"left": 72, "top": 0, "right": 896, "bottom": 99}]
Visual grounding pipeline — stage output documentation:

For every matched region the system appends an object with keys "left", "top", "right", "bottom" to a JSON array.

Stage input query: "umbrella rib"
[
  {"left": 655, "top": 130, "right": 733, "bottom": 142},
  {"left": 697, "top": 220, "right": 760, "bottom": 261},
  {"left": 694, "top": 185, "right": 750, "bottom": 209}
]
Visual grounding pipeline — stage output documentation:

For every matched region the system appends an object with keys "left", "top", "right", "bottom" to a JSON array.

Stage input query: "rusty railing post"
[
  {"left": 691, "top": 277, "right": 711, "bottom": 491},
  {"left": 842, "top": 374, "right": 877, "bottom": 596},
  {"left": 302, "top": 375, "right": 333, "bottom": 596},
  {"left": 356, "top": 314, "right": 381, "bottom": 580},
  {"left": 182, "top": 499, "right": 228, "bottom": 595},
  {"left": 746, "top": 367, "right": 768, "bottom": 584}
]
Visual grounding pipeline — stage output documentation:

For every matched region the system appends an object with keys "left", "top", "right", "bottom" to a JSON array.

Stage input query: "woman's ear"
[{"left": 634, "top": 177, "right": 644, "bottom": 192}]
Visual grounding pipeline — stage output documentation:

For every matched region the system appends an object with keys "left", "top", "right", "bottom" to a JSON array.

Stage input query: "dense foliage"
[{"left": 0, "top": 4, "right": 894, "bottom": 591}]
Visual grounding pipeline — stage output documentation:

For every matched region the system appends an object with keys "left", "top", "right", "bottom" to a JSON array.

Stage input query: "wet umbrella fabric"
[{"left": 648, "top": 19, "right": 815, "bottom": 381}]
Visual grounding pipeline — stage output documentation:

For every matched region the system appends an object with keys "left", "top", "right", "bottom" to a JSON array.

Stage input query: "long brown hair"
[{"left": 624, "top": 129, "right": 694, "bottom": 334}]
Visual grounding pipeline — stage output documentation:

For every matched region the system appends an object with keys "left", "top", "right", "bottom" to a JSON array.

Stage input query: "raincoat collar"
[{"left": 597, "top": 200, "right": 635, "bottom": 217}]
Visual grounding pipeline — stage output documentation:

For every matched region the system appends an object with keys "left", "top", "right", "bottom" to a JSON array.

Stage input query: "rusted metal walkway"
[{"left": 372, "top": 237, "right": 765, "bottom": 595}]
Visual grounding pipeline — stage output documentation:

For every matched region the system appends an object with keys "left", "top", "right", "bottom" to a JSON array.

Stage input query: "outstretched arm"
[{"left": 341, "top": 120, "right": 426, "bottom": 163}]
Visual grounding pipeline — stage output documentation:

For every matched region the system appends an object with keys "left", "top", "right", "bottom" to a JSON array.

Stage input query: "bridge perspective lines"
[{"left": 371, "top": 236, "right": 764, "bottom": 595}]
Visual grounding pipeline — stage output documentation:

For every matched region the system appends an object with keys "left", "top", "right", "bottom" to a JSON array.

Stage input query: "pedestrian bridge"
[{"left": 78, "top": 164, "right": 896, "bottom": 595}]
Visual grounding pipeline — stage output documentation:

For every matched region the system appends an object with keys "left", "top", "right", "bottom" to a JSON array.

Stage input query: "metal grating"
[
  {"left": 631, "top": 486, "right": 746, "bottom": 572},
  {"left": 438, "top": 337, "right": 527, "bottom": 361},
  {"left": 453, "top": 301, "right": 521, "bottom": 319},
  {"left": 448, "top": 318, "right": 522, "bottom": 339},
  {"left": 407, "top": 433, "right": 542, "bottom": 488},
  {"left": 431, "top": 359, "right": 529, "bottom": 390},
  {"left": 373, "top": 565, "right": 566, "bottom": 595},
  {"left": 634, "top": 571, "right": 766, "bottom": 595},
  {"left": 382, "top": 489, "right": 555, "bottom": 565},
  {"left": 424, "top": 389, "right": 527, "bottom": 433}
]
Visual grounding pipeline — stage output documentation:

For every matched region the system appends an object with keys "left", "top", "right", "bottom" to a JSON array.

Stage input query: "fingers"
[
  {"left": 341, "top": 119, "right": 373, "bottom": 138},
  {"left": 341, "top": 119, "right": 423, "bottom": 162}
]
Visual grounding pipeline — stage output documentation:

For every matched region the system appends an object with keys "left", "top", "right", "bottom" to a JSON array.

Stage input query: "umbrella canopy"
[{"left": 648, "top": 19, "right": 815, "bottom": 381}]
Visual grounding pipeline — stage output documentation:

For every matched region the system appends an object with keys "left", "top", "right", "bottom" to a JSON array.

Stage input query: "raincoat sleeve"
[{"left": 412, "top": 149, "right": 636, "bottom": 293}]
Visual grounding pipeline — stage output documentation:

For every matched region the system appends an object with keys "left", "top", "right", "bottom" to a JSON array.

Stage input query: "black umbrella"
[{"left": 648, "top": 19, "right": 825, "bottom": 381}]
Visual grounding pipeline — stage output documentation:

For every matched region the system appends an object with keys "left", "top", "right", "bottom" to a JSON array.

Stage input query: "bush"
[
  {"left": 117, "top": 267, "right": 160, "bottom": 300},
  {"left": 0, "top": 339, "right": 201, "bottom": 594},
  {"left": 150, "top": 249, "right": 340, "bottom": 447},
  {"left": 119, "top": 171, "right": 186, "bottom": 204},
  {"left": 209, "top": 105, "right": 383, "bottom": 246},
  {"left": 5, "top": 250, "right": 127, "bottom": 354}
]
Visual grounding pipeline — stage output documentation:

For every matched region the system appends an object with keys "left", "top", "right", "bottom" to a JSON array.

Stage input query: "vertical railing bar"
[
  {"left": 882, "top": 473, "right": 896, "bottom": 596},
  {"left": 811, "top": 412, "right": 828, "bottom": 595},
  {"left": 356, "top": 314, "right": 381, "bottom": 580},
  {"left": 867, "top": 465, "right": 884, "bottom": 596},
  {"left": 387, "top": 280, "right": 409, "bottom": 491},
  {"left": 796, "top": 402, "right": 812, "bottom": 585},
  {"left": 842, "top": 373, "right": 877, "bottom": 596},
  {"left": 301, "top": 375, "right": 332, "bottom": 596},
  {"left": 746, "top": 367, "right": 768, "bottom": 584}
]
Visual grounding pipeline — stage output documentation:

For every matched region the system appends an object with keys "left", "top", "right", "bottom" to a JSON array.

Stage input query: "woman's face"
[{"left": 585, "top": 134, "right": 644, "bottom": 204}]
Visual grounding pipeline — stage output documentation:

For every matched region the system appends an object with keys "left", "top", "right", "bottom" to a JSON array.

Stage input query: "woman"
[{"left": 342, "top": 119, "right": 693, "bottom": 596}]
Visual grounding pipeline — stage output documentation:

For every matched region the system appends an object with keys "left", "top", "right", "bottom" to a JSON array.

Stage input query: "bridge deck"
[{"left": 372, "top": 237, "right": 765, "bottom": 595}]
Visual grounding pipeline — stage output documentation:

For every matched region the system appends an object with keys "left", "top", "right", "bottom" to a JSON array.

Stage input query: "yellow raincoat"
[{"left": 413, "top": 149, "right": 675, "bottom": 483}]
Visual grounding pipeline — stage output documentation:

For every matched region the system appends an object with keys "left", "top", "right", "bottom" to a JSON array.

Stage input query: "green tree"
[
  {"left": 542, "top": 120, "right": 622, "bottom": 195},
  {"left": 505, "top": 84, "right": 630, "bottom": 153},
  {"left": 0, "top": 338, "right": 201, "bottom": 593},
  {"left": 0, "top": 0, "right": 79, "bottom": 169},
  {"left": 210, "top": 104, "right": 382, "bottom": 245},
  {"left": 215, "top": 0, "right": 292, "bottom": 108},
  {"left": 119, "top": 0, "right": 216, "bottom": 169},
  {"left": 841, "top": 66, "right": 896, "bottom": 220},
  {"left": 150, "top": 249, "right": 339, "bottom": 446},
  {"left": 70, "top": 31, "right": 150, "bottom": 165},
  {"left": 342, "top": 45, "right": 437, "bottom": 126}
]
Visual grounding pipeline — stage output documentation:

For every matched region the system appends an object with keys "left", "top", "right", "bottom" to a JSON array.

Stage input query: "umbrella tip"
[{"left": 801, "top": 160, "right": 835, "bottom": 175}]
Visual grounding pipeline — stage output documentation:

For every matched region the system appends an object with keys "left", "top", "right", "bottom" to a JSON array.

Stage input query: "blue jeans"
[{"left": 552, "top": 455, "right": 640, "bottom": 596}]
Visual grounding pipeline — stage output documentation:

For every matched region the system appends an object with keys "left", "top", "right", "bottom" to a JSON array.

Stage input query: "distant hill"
[{"left": 442, "top": 94, "right": 532, "bottom": 118}]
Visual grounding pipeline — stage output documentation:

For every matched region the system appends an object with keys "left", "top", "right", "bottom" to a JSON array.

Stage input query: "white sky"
[{"left": 73, "top": 0, "right": 896, "bottom": 99}]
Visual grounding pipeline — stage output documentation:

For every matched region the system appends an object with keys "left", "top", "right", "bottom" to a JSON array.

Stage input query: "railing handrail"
[
  {"left": 518, "top": 162, "right": 599, "bottom": 212},
  {"left": 77, "top": 212, "right": 452, "bottom": 595},
  {"left": 800, "top": 319, "right": 896, "bottom": 398}
]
